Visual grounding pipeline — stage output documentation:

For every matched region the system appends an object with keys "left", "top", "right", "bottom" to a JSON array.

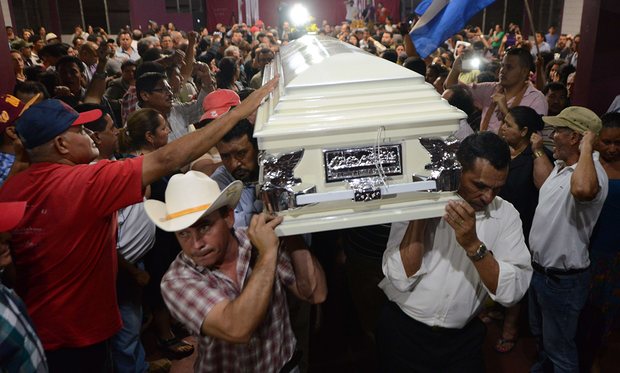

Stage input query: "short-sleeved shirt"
[
  {"left": 0, "top": 157, "right": 144, "bottom": 350},
  {"left": 161, "top": 228, "right": 296, "bottom": 372},
  {"left": 470, "top": 82, "right": 548, "bottom": 133},
  {"left": 529, "top": 152, "right": 608, "bottom": 269}
]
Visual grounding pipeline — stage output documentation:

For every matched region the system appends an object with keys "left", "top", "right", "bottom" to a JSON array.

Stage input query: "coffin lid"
[{"left": 254, "top": 34, "right": 465, "bottom": 142}]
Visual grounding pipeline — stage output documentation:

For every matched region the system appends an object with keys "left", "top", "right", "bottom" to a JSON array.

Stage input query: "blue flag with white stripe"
[{"left": 410, "top": 0, "right": 496, "bottom": 58}]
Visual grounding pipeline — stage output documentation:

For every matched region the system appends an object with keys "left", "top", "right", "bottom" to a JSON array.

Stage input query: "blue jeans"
[
  {"left": 111, "top": 261, "right": 148, "bottom": 373},
  {"left": 529, "top": 269, "right": 590, "bottom": 373}
]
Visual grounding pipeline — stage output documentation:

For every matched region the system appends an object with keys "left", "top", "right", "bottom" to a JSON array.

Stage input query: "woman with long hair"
[
  {"left": 119, "top": 108, "right": 195, "bottom": 359},
  {"left": 216, "top": 56, "right": 243, "bottom": 92},
  {"left": 492, "top": 106, "right": 551, "bottom": 353}
]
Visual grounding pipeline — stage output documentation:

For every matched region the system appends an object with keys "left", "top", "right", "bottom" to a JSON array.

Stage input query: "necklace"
[{"left": 511, "top": 143, "right": 528, "bottom": 159}]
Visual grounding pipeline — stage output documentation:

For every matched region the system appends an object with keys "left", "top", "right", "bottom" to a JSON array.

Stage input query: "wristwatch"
[
  {"left": 533, "top": 150, "right": 545, "bottom": 159},
  {"left": 467, "top": 243, "right": 489, "bottom": 262},
  {"left": 93, "top": 72, "right": 106, "bottom": 80}
]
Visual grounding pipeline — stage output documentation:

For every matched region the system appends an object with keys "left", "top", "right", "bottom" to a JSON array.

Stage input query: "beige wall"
[
  {"left": 561, "top": 0, "right": 584, "bottom": 35},
  {"left": 1, "top": 0, "right": 11, "bottom": 27}
]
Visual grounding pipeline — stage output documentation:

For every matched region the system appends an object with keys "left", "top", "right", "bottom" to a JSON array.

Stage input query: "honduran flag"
[{"left": 410, "top": 0, "right": 496, "bottom": 58}]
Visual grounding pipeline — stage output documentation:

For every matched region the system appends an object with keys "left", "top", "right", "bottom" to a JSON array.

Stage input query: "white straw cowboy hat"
[{"left": 144, "top": 171, "right": 243, "bottom": 232}]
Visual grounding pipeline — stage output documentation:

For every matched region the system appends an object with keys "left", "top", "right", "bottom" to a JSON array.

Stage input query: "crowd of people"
[{"left": 0, "top": 10, "right": 619, "bottom": 373}]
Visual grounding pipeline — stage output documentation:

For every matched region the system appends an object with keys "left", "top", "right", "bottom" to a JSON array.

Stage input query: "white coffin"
[{"left": 254, "top": 35, "right": 466, "bottom": 236}]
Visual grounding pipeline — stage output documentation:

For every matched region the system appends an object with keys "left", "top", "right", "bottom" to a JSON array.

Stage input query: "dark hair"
[
  {"left": 481, "top": 60, "right": 500, "bottom": 75},
  {"left": 505, "top": 46, "right": 534, "bottom": 72},
  {"left": 542, "top": 81, "right": 568, "bottom": 96},
  {"left": 216, "top": 56, "right": 239, "bottom": 90},
  {"left": 238, "top": 88, "right": 255, "bottom": 101},
  {"left": 197, "top": 50, "right": 217, "bottom": 65},
  {"left": 426, "top": 63, "right": 445, "bottom": 78},
  {"left": 506, "top": 106, "right": 544, "bottom": 137},
  {"left": 381, "top": 49, "right": 398, "bottom": 63},
  {"left": 403, "top": 56, "right": 426, "bottom": 76},
  {"left": 457, "top": 132, "right": 510, "bottom": 172},
  {"left": 472, "top": 41, "right": 485, "bottom": 51},
  {"left": 13, "top": 80, "right": 50, "bottom": 100},
  {"left": 476, "top": 71, "right": 497, "bottom": 83},
  {"left": 23, "top": 65, "right": 45, "bottom": 82},
  {"left": 601, "top": 112, "right": 620, "bottom": 129},
  {"left": 119, "top": 108, "right": 164, "bottom": 152},
  {"left": 72, "top": 36, "right": 84, "bottom": 46},
  {"left": 135, "top": 61, "right": 165, "bottom": 80},
  {"left": 75, "top": 103, "right": 108, "bottom": 132},
  {"left": 121, "top": 59, "right": 137, "bottom": 71},
  {"left": 544, "top": 59, "right": 566, "bottom": 80},
  {"left": 558, "top": 63, "right": 576, "bottom": 86},
  {"left": 141, "top": 47, "right": 163, "bottom": 62},
  {"left": 56, "top": 55, "right": 85, "bottom": 73},
  {"left": 445, "top": 85, "right": 475, "bottom": 116},
  {"left": 197, "top": 36, "right": 211, "bottom": 53},
  {"left": 135, "top": 72, "right": 166, "bottom": 104},
  {"left": 221, "top": 119, "right": 257, "bottom": 149},
  {"left": 38, "top": 71, "right": 60, "bottom": 99},
  {"left": 39, "top": 43, "right": 68, "bottom": 58}
]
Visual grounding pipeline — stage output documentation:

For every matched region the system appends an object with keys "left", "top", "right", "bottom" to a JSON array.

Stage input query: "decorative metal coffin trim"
[
  {"left": 418, "top": 136, "right": 462, "bottom": 191},
  {"left": 260, "top": 149, "right": 317, "bottom": 213},
  {"left": 323, "top": 144, "right": 403, "bottom": 183}
]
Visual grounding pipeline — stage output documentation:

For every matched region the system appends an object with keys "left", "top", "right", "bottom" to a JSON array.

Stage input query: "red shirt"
[{"left": 0, "top": 157, "right": 143, "bottom": 350}]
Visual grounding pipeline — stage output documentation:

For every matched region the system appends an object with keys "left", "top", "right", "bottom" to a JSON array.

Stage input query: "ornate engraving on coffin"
[
  {"left": 323, "top": 144, "right": 403, "bottom": 183},
  {"left": 418, "top": 137, "right": 461, "bottom": 192},
  {"left": 259, "top": 149, "right": 317, "bottom": 213}
]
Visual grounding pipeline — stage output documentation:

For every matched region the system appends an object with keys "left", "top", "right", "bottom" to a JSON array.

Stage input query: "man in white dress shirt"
[{"left": 377, "top": 132, "right": 533, "bottom": 372}]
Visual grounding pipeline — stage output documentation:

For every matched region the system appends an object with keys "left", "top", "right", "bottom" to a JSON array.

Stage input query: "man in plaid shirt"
[{"left": 146, "top": 171, "right": 327, "bottom": 372}]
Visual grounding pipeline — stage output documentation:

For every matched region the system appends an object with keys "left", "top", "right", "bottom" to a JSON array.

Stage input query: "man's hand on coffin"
[
  {"left": 247, "top": 213, "right": 284, "bottom": 258},
  {"left": 444, "top": 200, "right": 480, "bottom": 253},
  {"left": 230, "top": 75, "right": 279, "bottom": 120}
]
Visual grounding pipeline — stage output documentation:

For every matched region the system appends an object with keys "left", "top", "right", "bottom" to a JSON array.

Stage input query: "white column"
[
  {"left": 561, "top": 0, "right": 584, "bottom": 35},
  {"left": 1, "top": 0, "right": 11, "bottom": 27}
]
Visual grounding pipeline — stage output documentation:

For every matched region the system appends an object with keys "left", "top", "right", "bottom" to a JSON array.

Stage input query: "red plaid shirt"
[{"left": 161, "top": 228, "right": 297, "bottom": 372}]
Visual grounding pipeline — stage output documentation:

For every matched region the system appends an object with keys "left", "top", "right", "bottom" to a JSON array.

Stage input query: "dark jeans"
[
  {"left": 376, "top": 301, "right": 486, "bottom": 373},
  {"left": 529, "top": 269, "right": 590, "bottom": 373},
  {"left": 46, "top": 339, "right": 112, "bottom": 373}
]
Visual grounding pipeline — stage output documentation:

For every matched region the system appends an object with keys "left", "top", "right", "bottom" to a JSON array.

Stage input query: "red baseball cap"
[
  {"left": 0, "top": 201, "right": 27, "bottom": 232},
  {"left": 200, "top": 89, "right": 241, "bottom": 121}
]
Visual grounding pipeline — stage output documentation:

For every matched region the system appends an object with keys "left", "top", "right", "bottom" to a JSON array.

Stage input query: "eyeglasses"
[{"left": 150, "top": 86, "right": 172, "bottom": 94}]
